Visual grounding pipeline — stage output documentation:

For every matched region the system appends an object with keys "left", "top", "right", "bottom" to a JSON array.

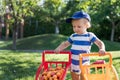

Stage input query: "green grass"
[
  {"left": 0, "top": 50, "right": 41, "bottom": 80},
  {"left": 0, "top": 34, "right": 120, "bottom": 51},
  {"left": 0, "top": 34, "right": 67, "bottom": 50},
  {"left": 0, "top": 50, "right": 120, "bottom": 80},
  {"left": 0, "top": 34, "right": 120, "bottom": 80}
]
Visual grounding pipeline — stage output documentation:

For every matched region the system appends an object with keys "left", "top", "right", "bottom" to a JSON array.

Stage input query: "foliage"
[
  {"left": 2, "top": 0, "right": 39, "bottom": 49},
  {"left": 1, "top": 0, "right": 120, "bottom": 42},
  {"left": 89, "top": 0, "right": 120, "bottom": 41},
  {"left": 39, "top": 0, "right": 68, "bottom": 34}
]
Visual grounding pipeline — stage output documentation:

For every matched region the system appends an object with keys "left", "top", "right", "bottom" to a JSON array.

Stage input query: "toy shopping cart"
[
  {"left": 35, "top": 50, "right": 71, "bottom": 80},
  {"left": 79, "top": 52, "right": 119, "bottom": 80}
]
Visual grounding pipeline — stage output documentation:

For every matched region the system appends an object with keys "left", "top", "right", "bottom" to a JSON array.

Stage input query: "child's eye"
[{"left": 78, "top": 26, "right": 81, "bottom": 28}]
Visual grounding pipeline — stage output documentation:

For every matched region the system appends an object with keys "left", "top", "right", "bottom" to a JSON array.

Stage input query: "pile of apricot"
[{"left": 41, "top": 66, "right": 65, "bottom": 80}]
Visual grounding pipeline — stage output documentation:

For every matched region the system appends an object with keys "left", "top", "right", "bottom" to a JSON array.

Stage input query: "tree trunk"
[
  {"left": 20, "top": 18, "right": 24, "bottom": 38},
  {"left": 0, "top": 21, "right": 2, "bottom": 39},
  {"left": 5, "top": 13, "right": 11, "bottom": 40},
  {"left": 55, "top": 21, "right": 59, "bottom": 34},
  {"left": 0, "top": 25, "right": 2, "bottom": 39},
  {"left": 5, "top": 22, "right": 9, "bottom": 40},
  {"left": 110, "top": 22, "right": 115, "bottom": 42},
  {"left": 12, "top": 32, "right": 16, "bottom": 49},
  {"left": 12, "top": 21, "right": 17, "bottom": 50},
  {"left": 55, "top": 26, "right": 59, "bottom": 34},
  {"left": 10, "top": 0, "right": 17, "bottom": 50}
]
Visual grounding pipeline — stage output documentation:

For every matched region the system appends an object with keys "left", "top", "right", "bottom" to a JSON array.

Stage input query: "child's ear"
[{"left": 86, "top": 21, "right": 91, "bottom": 28}]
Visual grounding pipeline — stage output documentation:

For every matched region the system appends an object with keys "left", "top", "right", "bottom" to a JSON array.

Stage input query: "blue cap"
[{"left": 66, "top": 11, "right": 91, "bottom": 23}]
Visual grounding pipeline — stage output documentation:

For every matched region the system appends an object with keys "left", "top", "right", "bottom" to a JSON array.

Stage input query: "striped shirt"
[{"left": 68, "top": 32, "right": 98, "bottom": 73}]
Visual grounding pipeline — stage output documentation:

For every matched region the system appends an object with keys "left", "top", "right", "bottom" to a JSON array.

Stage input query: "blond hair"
[
  {"left": 72, "top": 18, "right": 91, "bottom": 28},
  {"left": 82, "top": 18, "right": 91, "bottom": 28}
]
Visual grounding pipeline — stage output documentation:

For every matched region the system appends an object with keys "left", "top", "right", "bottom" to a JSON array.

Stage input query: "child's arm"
[
  {"left": 94, "top": 39, "right": 106, "bottom": 55},
  {"left": 55, "top": 41, "right": 71, "bottom": 53}
]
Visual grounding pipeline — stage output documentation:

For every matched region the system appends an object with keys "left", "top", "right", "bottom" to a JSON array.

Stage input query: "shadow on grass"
[
  {"left": 1, "top": 34, "right": 119, "bottom": 51},
  {"left": 0, "top": 52, "right": 119, "bottom": 80},
  {"left": 0, "top": 56, "right": 41, "bottom": 80},
  {"left": 112, "top": 57, "right": 120, "bottom": 61},
  {"left": 0, "top": 34, "right": 67, "bottom": 50}
]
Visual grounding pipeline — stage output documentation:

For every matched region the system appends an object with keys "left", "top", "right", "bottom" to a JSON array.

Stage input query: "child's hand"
[
  {"left": 99, "top": 49, "right": 106, "bottom": 56},
  {"left": 54, "top": 41, "right": 70, "bottom": 54},
  {"left": 54, "top": 48, "right": 61, "bottom": 54}
]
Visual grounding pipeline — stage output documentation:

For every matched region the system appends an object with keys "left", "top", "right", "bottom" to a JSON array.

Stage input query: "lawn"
[
  {"left": 0, "top": 50, "right": 120, "bottom": 80},
  {"left": 0, "top": 34, "right": 120, "bottom": 80},
  {"left": 0, "top": 34, "right": 120, "bottom": 51},
  {"left": 0, "top": 50, "right": 41, "bottom": 80}
]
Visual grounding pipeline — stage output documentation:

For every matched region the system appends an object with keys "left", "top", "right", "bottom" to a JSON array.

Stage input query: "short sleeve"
[
  {"left": 89, "top": 32, "right": 98, "bottom": 43},
  {"left": 67, "top": 34, "right": 74, "bottom": 44}
]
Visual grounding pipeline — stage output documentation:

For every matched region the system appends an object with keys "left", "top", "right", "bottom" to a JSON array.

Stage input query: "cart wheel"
[{"left": 110, "top": 65, "right": 119, "bottom": 80}]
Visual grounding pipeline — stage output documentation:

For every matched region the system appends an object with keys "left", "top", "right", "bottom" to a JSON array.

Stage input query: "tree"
[
  {"left": 0, "top": 0, "right": 5, "bottom": 39},
  {"left": 6, "top": 0, "right": 38, "bottom": 49},
  {"left": 89, "top": 0, "right": 120, "bottom": 41},
  {"left": 40, "top": 0, "right": 67, "bottom": 34}
]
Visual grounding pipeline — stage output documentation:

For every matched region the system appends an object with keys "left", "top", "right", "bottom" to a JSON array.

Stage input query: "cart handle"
[
  {"left": 79, "top": 52, "right": 112, "bottom": 65},
  {"left": 42, "top": 50, "right": 71, "bottom": 63}
]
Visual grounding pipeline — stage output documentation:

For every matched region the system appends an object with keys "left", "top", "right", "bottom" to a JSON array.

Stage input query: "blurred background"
[
  {"left": 0, "top": 0, "right": 120, "bottom": 50},
  {"left": 0, "top": 0, "right": 120, "bottom": 80}
]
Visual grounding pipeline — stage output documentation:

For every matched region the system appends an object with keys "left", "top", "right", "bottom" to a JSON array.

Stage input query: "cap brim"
[
  {"left": 66, "top": 17, "right": 84, "bottom": 23},
  {"left": 66, "top": 18, "right": 73, "bottom": 23}
]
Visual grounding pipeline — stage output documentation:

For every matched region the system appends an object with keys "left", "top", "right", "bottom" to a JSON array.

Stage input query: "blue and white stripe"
[{"left": 68, "top": 32, "right": 98, "bottom": 74}]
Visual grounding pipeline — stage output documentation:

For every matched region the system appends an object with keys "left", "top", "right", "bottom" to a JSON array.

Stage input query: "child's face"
[{"left": 72, "top": 18, "right": 89, "bottom": 34}]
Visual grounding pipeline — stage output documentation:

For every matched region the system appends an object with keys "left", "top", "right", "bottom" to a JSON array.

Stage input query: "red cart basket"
[{"left": 35, "top": 50, "right": 71, "bottom": 80}]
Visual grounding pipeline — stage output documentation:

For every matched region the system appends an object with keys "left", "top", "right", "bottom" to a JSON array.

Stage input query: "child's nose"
[
  {"left": 74, "top": 28, "right": 78, "bottom": 32},
  {"left": 75, "top": 27, "right": 78, "bottom": 30}
]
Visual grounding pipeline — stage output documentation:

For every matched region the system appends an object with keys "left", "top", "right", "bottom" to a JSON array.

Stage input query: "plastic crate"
[
  {"left": 35, "top": 50, "right": 71, "bottom": 80},
  {"left": 79, "top": 52, "right": 119, "bottom": 80}
]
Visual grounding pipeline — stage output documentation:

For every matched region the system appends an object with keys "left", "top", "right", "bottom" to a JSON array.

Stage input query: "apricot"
[
  {"left": 60, "top": 68, "right": 65, "bottom": 73},
  {"left": 42, "top": 71, "right": 47, "bottom": 76},
  {"left": 42, "top": 75, "right": 47, "bottom": 80},
  {"left": 56, "top": 72, "right": 61, "bottom": 78},
  {"left": 53, "top": 74, "right": 57, "bottom": 79},
  {"left": 49, "top": 67, "right": 55, "bottom": 71},
  {"left": 46, "top": 72, "right": 51, "bottom": 78},
  {"left": 56, "top": 66, "right": 62, "bottom": 70},
  {"left": 54, "top": 78, "right": 58, "bottom": 80},
  {"left": 49, "top": 77, "right": 53, "bottom": 80},
  {"left": 51, "top": 71, "right": 56, "bottom": 76}
]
